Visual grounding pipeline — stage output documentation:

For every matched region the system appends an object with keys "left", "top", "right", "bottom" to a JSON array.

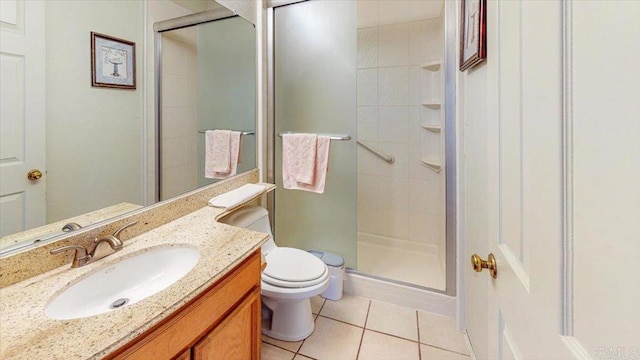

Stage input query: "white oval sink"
[{"left": 46, "top": 246, "right": 200, "bottom": 320}]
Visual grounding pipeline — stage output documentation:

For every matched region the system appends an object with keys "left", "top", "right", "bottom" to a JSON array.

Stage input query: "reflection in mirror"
[
  {"left": 0, "top": 0, "right": 257, "bottom": 255},
  {"left": 0, "top": 0, "right": 145, "bottom": 254},
  {"left": 158, "top": 16, "right": 256, "bottom": 200}
]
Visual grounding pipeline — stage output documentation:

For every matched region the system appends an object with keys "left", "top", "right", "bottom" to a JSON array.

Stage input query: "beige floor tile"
[
  {"left": 311, "top": 295, "right": 325, "bottom": 315},
  {"left": 420, "top": 344, "right": 471, "bottom": 360},
  {"left": 262, "top": 334, "right": 303, "bottom": 353},
  {"left": 358, "top": 330, "right": 420, "bottom": 360},
  {"left": 418, "top": 311, "right": 469, "bottom": 355},
  {"left": 298, "top": 317, "right": 363, "bottom": 360},
  {"left": 319, "top": 294, "right": 370, "bottom": 327},
  {"left": 293, "top": 355, "right": 314, "bottom": 360},
  {"left": 261, "top": 342, "right": 296, "bottom": 360},
  {"left": 366, "top": 300, "right": 418, "bottom": 341}
]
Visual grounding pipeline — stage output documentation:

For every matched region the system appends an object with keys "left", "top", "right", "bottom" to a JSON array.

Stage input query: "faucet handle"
[
  {"left": 50, "top": 245, "right": 91, "bottom": 268},
  {"left": 61, "top": 222, "right": 82, "bottom": 232},
  {"left": 113, "top": 221, "right": 138, "bottom": 238}
]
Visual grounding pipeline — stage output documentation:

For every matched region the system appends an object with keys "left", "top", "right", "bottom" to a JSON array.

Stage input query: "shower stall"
[{"left": 267, "top": 0, "right": 455, "bottom": 295}]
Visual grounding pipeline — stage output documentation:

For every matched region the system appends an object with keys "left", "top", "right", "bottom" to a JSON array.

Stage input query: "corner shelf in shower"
[
  {"left": 420, "top": 160, "right": 443, "bottom": 173},
  {"left": 421, "top": 125, "right": 441, "bottom": 133},
  {"left": 421, "top": 102, "right": 441, "bottom": 109},
  {"left": 419, "top": 58, "right": 444, "bottom": 176},
  {"left": 420, "top": 59, "right": 442, "bottom": 72}
]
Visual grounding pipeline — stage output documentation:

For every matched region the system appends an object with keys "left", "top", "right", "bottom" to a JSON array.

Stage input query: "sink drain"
[{"left": 110, "top": 298, "right": 129, "bottom": 309}]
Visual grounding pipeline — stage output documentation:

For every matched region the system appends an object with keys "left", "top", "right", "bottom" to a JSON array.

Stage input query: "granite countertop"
[{"left": 0, "top": 205, "right": 270, "bottom": 360}]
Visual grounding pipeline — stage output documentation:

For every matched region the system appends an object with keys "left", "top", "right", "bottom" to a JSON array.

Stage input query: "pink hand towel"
[
  {"left": 205, "top": 130, "right": 231, "bottom": 175},
  {"left": 282, "top": 133, "right": 317, "bottom": 185},
  {"left": 283, "top": 135, "right": 330, "bottom": 194},
  {"left": 205, "top": 130, "right": 241, "bottom": 179}
]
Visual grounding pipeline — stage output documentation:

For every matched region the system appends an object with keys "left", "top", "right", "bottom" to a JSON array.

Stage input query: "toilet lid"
[{"left": 263, "top": 248, "right": 327, "bottom": 286}]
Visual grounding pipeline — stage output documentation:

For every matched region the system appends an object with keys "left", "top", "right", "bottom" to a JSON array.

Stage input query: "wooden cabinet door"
[
  {"left": 193, "top": 288, "right": 261, "bottom": 360},
  {"left": 173, "top": 348, "right": 191, "bottom": 360}
]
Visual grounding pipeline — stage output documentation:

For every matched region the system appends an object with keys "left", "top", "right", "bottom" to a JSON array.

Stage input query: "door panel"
[
  {"left": 464, "top": 0, "right": 639, "bottom": 358},
  {"left": 273, "top": 0, "right": 357, "bottom": 267},
  {"left": 489, "top": 0, "right": 568, "bottom": 357},
  {"left": 0, "top": 0, "right": 46, "bottom": 237}
]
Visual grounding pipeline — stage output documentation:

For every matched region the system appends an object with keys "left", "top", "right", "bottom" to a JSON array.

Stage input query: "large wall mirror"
[
  {"left": 0, "top": 0, "right": 257, "bottom": 255},
  {"left": 157, "top": 12, "right": 256, "bottom": 201}
]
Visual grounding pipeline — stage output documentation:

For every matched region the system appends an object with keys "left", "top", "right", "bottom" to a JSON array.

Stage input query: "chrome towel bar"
[
  {"left": 198, "top": 130, "right": 255, "bottom": 135},
  {"left": 278, "top": 131, "right": 351, "bottom": 141}
]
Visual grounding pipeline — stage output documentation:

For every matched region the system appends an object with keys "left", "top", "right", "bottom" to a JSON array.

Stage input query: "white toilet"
[{"left": 219, "top": 205, "right": 330, "bottom": 341}]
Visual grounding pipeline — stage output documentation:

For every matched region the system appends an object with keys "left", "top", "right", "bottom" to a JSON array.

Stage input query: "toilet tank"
[{"left": 218, "top": 205, "right": 273, "bottom": 236}]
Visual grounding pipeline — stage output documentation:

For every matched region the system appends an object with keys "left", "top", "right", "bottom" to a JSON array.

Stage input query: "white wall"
[
  {"left": 356, "top": 0, "right": 445, "bottom": 258},
  {"left": 571, "top": 0, "right": 640, "bottom": 350},
  {"left": 46, "top": 1, "right": 144, "bottom": 222}
]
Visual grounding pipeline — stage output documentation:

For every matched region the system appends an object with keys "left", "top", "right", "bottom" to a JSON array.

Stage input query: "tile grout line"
[
  {"left": 416, "top": 310, "right": 422, "bottom": 360},
  {"left": 261, "top": 341, "right": 297, "bottom": 356},
  {"left": 295, "top": 297, "right": 326, "bottom": 358},
  {"left": 421, "top": 343, "right": 472, "bottom": 357},
  {"left": 315, "top": 314, "right": 366, "bottom": 328},
  {"left": 355, "top": 300, "right": 372, "bottom": 359},
  {"left": 365, "top": 328, "right": 420, "bottom": 344},
  {"left": 315, "top": 306, "right": 422, "bottom": 344}
]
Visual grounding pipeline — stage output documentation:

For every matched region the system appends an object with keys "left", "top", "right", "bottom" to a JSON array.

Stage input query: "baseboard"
[
  {"left": 464, "top": 329, "right": 477, "bottom": 360},
  {"left": 344, "top": 271, "right": 457, "bottom": 318}
]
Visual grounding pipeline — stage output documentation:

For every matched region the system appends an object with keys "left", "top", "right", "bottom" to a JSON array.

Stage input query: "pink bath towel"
[
  {"left": 205, "top": 130, "right": 241, "bottom": 179},
  {"left": 282, "top": 133, "right": 317, "bottom": 185},
  {"left": 283, "top": 134, "right": 331, "bottom": 194}
]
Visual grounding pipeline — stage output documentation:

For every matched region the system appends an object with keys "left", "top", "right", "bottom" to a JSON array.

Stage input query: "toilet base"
[{"left": 261, "top": 296, "right": 315, "bottom": 341}]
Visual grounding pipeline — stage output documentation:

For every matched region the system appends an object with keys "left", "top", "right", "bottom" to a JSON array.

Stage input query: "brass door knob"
[
  {"left": 27, "top": 169, "right": 43, "bottom": 181},
  {"left": 471, "top": 253, "right": 497, "bottom": 279}
]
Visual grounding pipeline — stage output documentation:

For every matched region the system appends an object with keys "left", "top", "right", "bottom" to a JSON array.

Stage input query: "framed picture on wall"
[
  {"left": 459, "top": 0, "right": 487, "bottom": 71},
  {"left": 91, "top": 32, "right": 136, "bottom": 89}
]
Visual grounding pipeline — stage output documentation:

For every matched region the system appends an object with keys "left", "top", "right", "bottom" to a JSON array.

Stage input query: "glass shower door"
[{"left": 273, "top": 0, "right": 358, "bottom": 267}]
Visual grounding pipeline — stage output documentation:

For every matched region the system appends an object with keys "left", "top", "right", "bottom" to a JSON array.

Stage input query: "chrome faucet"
[{"left": 50, "top": 221, "right": 138, "bottom": 268}]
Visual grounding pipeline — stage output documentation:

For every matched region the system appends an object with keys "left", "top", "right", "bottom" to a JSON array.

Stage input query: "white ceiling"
[{"left": 169, "top": 0, "right": 224, "bottom": 14}]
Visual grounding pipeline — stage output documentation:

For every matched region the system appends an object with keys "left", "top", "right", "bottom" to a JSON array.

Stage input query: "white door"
[
  {"left": 462, "top": 0, "right": 640, "bottom": 358},
  {"left": 0, "top": 0, "right": 46, "bottom": 237}
]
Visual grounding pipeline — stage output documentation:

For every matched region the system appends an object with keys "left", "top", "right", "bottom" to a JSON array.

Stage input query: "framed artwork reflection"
[
  {"left": 459, "top": 0, "right": 487, "bottom": 71},
  {"left": 91, "top": 32, "right": 136, "bottom": 89}
]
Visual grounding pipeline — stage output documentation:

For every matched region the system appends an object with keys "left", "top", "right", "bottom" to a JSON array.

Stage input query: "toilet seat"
[{"left": 262, "top": 247, "right": 328, "bottom": 288}]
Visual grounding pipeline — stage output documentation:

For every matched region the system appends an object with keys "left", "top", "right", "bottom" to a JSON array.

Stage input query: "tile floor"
[{"left": 261, "top": 295, "right": 471, "bottom": 360}]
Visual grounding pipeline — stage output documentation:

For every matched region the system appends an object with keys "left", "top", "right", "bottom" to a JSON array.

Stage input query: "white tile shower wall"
[
  {"left": 357, "top": 1, "right": 444, "bottom": 254},
  {"left": 160, "top": 36, "right": 199, "bottom": 199},
  {"left": 145, "top": 1, "right": 194, "bottom": 203}
]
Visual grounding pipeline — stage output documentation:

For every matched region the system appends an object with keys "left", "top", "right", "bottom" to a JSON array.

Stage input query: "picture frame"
[
  {"left": 91, "top": 32, "right": 136, "bottom": 89},
  {"left": 459, "top": 0, "right": 487, "bottom": 71}
]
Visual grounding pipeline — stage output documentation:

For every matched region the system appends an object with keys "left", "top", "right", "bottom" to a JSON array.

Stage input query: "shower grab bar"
[
  {"left": 197, "top": 130, "right": 255, "bottom": 135},
  {"left": 357, "top": 141, "right": 395, "bottom": 164},
  {"left": 278, "top": 131, "right": 351, "bottom": 141}
]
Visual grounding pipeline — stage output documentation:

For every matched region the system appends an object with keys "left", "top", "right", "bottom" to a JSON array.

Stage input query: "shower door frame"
[
  {"left": 153, "top": 8, "right": 254, "bottom": 202},
  {"left": 265, "top": 0, "right": 457, "bottom": 296}
]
